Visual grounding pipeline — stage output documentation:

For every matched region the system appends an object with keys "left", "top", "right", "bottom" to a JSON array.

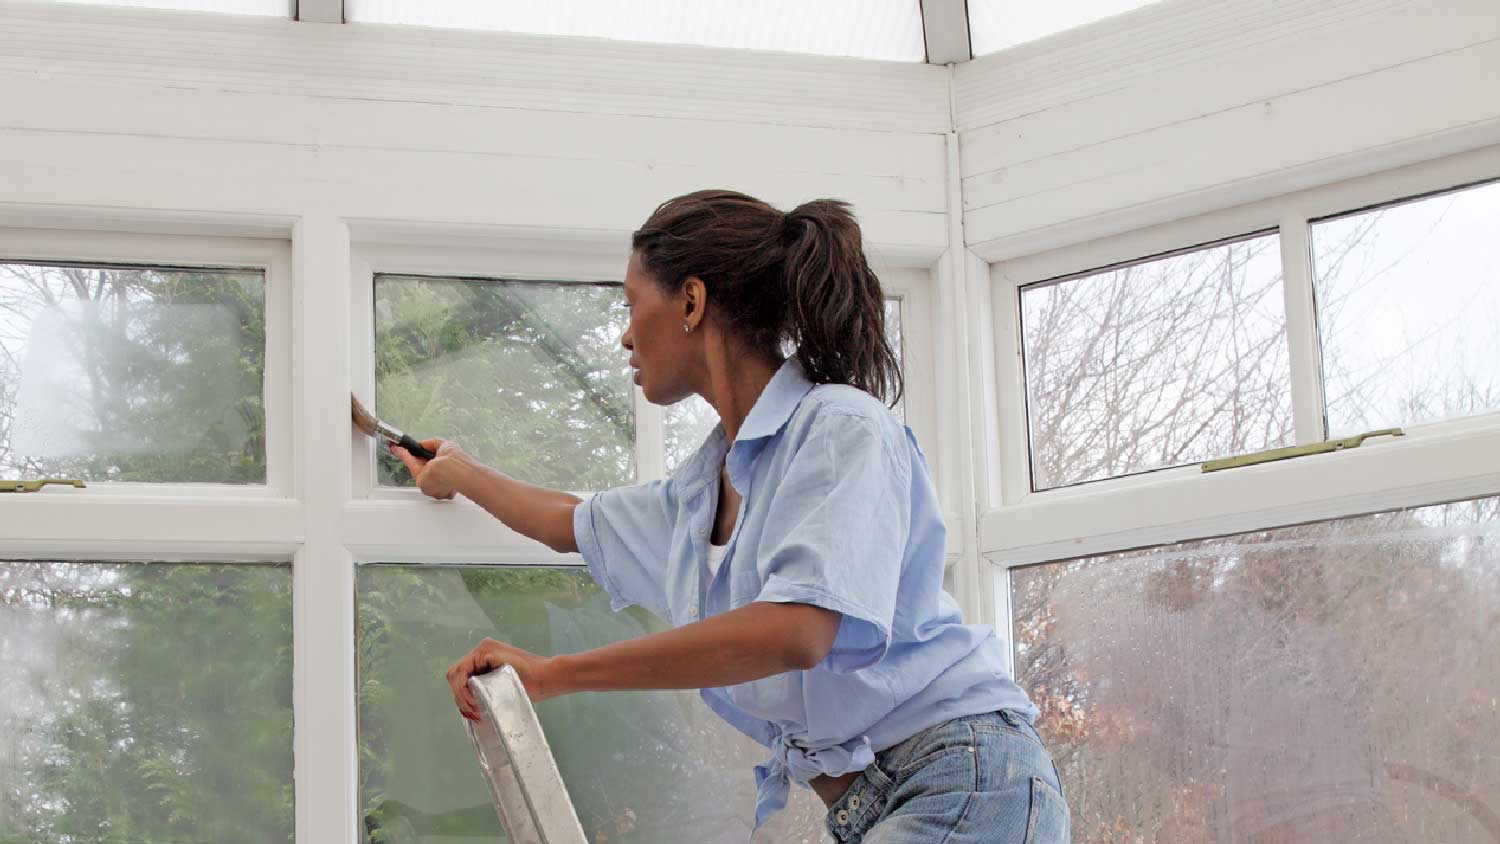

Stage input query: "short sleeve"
[
  {"left": 572, "top": 479, "right": 676, "bottom": 618},
  {"left": 752, "top": 410, "right": 911, "bottom": 673}
]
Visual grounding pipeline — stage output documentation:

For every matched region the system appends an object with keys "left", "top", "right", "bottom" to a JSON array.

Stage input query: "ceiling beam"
[
  {"left": 920, "top": 0, "right": 972, "bottom": 64},
  {"left": 295, "top": 0, "right": 343, "bottom": 24}
]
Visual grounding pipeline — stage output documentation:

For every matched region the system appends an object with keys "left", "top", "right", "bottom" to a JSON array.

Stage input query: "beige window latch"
[
  {"left": 1202, "top": 428, "right": 1405, "bottom": 473},
  {"left": 0, "top": 478, "right": 87, "bottom": 493}
]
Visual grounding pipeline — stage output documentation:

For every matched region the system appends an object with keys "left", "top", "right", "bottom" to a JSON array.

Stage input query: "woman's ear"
[{"left": 682, "top": 277, "right": 706, "bottom": 325}]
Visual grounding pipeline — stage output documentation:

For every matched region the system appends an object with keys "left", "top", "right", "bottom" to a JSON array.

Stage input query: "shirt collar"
[
  {"left": 677, "top": 357, "right": 813, "bottom": 496},
  {"left": 733, "top": 356, "right": 814, "bottom": 444}
]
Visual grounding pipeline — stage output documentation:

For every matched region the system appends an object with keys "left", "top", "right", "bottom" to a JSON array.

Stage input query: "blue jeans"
[{"left": 824, "top": 710, "right": 1069, "bottom": 843}]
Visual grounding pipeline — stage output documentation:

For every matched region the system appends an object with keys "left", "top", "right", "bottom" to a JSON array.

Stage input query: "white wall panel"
[
  {"left": 0, "top": 4, "right": 950, "bottom": 255},
  {"left": 0, "top": 2, "right": 949, "bottom": 132},
  {"left": 956, "top": 0, "right": 1500, "bottom": 260}
]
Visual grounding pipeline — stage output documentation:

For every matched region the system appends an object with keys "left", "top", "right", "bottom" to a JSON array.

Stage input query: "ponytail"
[
  {"left": 781, "top": 200, "right": 903, "bottom": 406},
  {"left": 632, "top": 190, "right": 904, "bottom": 407}
]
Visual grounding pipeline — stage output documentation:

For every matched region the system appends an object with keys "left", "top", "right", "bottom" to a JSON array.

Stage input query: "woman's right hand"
[{"left": 391, "top": 438, "right": 472, "bottom": 501}]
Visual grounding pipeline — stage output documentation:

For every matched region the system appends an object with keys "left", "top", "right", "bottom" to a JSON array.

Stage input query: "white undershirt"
[{"left": 706, "top": 541, "right": 729, "bottom": 579}]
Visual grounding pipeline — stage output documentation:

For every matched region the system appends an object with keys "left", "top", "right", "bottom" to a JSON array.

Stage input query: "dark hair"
[{"left": 631, "top": 189, "right": 903, "bottom": 407}]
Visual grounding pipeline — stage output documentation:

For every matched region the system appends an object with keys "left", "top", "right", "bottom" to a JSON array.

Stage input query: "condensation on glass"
[
  {"left": 373, "top": 274, "right": 634, "bottom": 491},
  {"left": 1312, "top": 178, "right": 1500, "bottom": 438},
  {"left": 0, "top": 560, "right": 294, "bottom": 843},
  {"left": 1007, "top": 496, "right": 1500, "bottom": 844},
  {"left": 1020, "top": 232, "right": 1292, "bottom": 490},
  {"left": 662, "top": 297, "right": 905, "bottom": 475},
  {"left": 346, "top": 0, "right": 926, "bottom": 62},
  {"left": 0, "top": 261, "right": 267, "bottom": 483},
  {"left": 356, "top": 565, "right": 830, "bottom": 844}
]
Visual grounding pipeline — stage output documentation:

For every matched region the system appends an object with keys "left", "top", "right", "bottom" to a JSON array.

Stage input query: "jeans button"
[
  {"left": 849, "top": 794, "right": 861, "bottom": 810},
  {"left": 836, "top": 809, "right": 851, "bottom": 825}
]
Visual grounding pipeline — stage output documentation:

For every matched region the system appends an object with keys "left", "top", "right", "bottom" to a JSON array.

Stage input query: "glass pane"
[
  {"left": 347, "top": 0, "right": 925, "bottom": 62},
  {"left": 1009, "top": 496, "right": 1500, "bottom": 844},
  {"left": 969, "top": 0, "right": 1164, "bottom": 55},
  {"left": 357, "top": 565, "right": 829, "bottom": 843},
  {"left": 661, "top": 297, "right": 906, "bottom": 475},
  {"left": 0, "top": 262, "right": 267, "bottom": 483},
  {"left": 0, "top": 561, "right": 294, "bottom": 843},
  {"left": 33, "top": 0, "right": 290, "bottom": 15},
  {"left": 1313, "top": 180, "right": 1500, "bottom": 436},
  {"left": 663, "top": 393, "right": 718, "bottom": 476},
  {"left": 885, "top": 296, "right": 906, "bottom": 423},
  {"left": 374, "top": 275, "right": 634, "bottom": 491},
  {"left": 1021, "top": 233, "right": 1292, "bottom": 489}
]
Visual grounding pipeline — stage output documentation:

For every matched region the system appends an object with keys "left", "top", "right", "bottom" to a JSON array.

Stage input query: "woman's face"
[{"left": 621, "top": 250, "right": 700, "bottom": 405}]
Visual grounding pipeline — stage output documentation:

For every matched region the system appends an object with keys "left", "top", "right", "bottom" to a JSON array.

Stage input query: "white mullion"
[
  {"left": 349, "top": 255, "right": 377, "bottom": 498},
  {"left": 932, "top": 246, "right": 980, "bottom": 622},
  {"left": 294, "top": 0, "right": 342, "bottom": 23},
  {"left": 343, "top": 497, "right": 566, "bottom": 556},
  {"left": 994, "top": 565, "right": 1015, "bottom": 677},
  {"left": 633, "top": 384, "right": 665, "bottom": 483},
  {"left": 1280, "top": 211, "right": 1327, "bottom": 445},
  {"left": 1, "top": 497, "right": 302, "bottom": 555},
  {"left": 919, "top": 0, "right": 972, "bottom": 64},
  {"left": 291, "top": 215, "right": 357, "bottom": 844},
  {"left": 264, "top": 246, "right": 297, "bottom": 497},
  {"left": 964, "top": 249, "right": 1015, "bottom": 633},
  {"left": 930, "top": 127, "right": 984, "bottom": 624},
  {"left": 989, "top": 264, "right": 1030, "bottom": 508}
]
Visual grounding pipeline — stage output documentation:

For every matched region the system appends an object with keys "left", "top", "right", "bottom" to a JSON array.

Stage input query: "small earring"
[{"left": 683, "top": 322, "right": 692, "bottom": 334}]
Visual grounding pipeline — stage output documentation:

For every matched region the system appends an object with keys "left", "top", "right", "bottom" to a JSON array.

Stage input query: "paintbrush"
[{"left": 350, "top": 393, "right": 438, "bottom": 461}]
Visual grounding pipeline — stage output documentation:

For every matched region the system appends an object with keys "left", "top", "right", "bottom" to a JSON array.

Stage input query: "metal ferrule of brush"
[{"left": 374, "top": 421, "right": 406, "bottom": 444}]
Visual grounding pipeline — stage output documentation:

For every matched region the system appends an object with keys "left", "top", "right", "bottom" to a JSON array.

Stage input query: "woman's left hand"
[{"left": 446, "top": 637, "right": 557, "bottom": 720}]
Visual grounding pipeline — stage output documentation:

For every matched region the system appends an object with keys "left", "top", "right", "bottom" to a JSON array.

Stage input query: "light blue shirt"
[{"left": 573, "top": 357, "right": 1036, "bottom": 828}]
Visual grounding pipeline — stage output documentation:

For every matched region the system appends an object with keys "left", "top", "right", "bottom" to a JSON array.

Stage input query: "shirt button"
[{"left": 836, "top": 809, "right": 851, "bottom": 825}]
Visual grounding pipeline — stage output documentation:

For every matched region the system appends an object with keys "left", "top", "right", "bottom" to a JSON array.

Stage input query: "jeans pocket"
[
  {"left": 1024, "top": 775, "right": 1070, "bottom": 844},
  {"left": 893, "top": 722, "right": 977, "bottom": 780}
]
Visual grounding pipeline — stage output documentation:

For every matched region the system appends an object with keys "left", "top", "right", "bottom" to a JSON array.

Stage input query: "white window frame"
[
  {"left": 979, "top": 144, "right": 1500, "bottom": 660},
  {"left": 0, "top": 225, "right": 297, "bottom": 549},
  {"left": 0, "top": 224, "right": 307, "bottom": 836},
  {"left": 0, "top": 209, "right": 1004, "bottom": 843}
]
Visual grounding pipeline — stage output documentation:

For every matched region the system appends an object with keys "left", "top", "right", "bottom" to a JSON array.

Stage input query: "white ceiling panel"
[
  {"left": 346, "top": 0, "right": 927, "bottom": 62},
  {"left": 30, "top": 0, "right": 292, "bottom": 15},
  {"left": 969, "top": 0, "right": 1163, "bottom": 55}
]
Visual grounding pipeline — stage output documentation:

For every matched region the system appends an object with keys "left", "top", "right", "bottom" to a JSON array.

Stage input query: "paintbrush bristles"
[{"left": 350, "top": 393, "right": 380, "bottom": 438}]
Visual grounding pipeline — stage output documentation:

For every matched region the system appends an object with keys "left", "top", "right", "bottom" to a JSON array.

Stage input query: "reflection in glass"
[
  {"left": 357, "top": 565, "right": 829, "bottom": 844},
  {"left": 0, "top": 262, "right": 267, "bottom": 483},
  {"left": 0, "top": 561, "right": 294, "bottom": 843},
  {"left": 1022, "top": 233, "right": 1292, "bottom": 489},
  {"left": 1009, "top": 497, "right": 1500, "bottom": 844},
  {"left": 661, "top": 297, "right": 905, "bottom": 475},
  {"left": 1313, "top": 180, "right": 1500, "bottom": 436},
  {"left": 374, "top": 275, "right": 634, "bottom": 491}
]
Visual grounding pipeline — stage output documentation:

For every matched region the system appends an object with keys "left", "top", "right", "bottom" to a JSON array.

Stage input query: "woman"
[{"left": 390, "top": 190, "right": 1069, "bottom": 843}]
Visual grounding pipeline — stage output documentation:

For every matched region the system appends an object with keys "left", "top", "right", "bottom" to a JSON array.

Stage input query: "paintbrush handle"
[{"left": 397, "top": 434, "right": 438, "bottom": 461}]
